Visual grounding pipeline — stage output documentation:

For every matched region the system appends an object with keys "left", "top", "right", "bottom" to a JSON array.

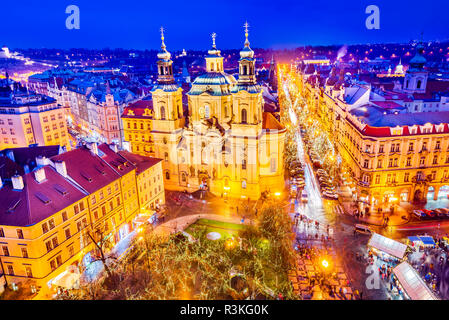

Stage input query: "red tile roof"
[
  {"left": 122, "top": 100, "right": 153, "bottom": 119},
  {"left": 118, "top": 151, "right": 162, "bottom": 175},
  {"left": 51, "top": 146, "right": 122, "bottom": 194},
  {"left": 0, "top": 166, "right": 86, "bottom": 227},
  {"left": 97, "top": 144, "right": 136, "bottom": 176}
]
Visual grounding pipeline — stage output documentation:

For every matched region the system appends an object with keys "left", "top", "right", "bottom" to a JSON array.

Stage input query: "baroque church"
[{"left": 125, "top": 25, "right": 286, "bottom": 199}]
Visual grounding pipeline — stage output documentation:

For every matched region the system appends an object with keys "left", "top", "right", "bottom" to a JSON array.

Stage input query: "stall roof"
[
  {"left": 419, "top": 236, "right": 436, "bottom": 246},
  {"left": 368, "top": 233, "right": 407, "bottom": 259},
  {"left": 393, "top": 262, "right": 438, "bottom": 300},
  {"left": 408, "top": 236, "right": 420, "bottom": 242}
]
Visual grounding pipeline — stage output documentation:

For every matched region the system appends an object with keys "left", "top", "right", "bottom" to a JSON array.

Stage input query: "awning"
[
  {"left": 419, "top": 236, "right": 435, "bottom": 246},
  {"left": 367, "top": 233, "right": 407, "bottom": 259},
  {"left": 393, "top": 262, "right": 438, "bottom": 300},
  {"left": 408, "top": 236, "right": 435, "bottom": 246},
  {"left": 51, "top": 270, "right": 81, "bottom": 289}
]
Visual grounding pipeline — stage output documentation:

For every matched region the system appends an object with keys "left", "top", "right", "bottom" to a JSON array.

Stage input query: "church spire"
[
  {"left": 240, "top": 21, "right": 254, "bottom": 59},
  {"left": 156, "top": 27, "right": 175, "bottom": 84}
]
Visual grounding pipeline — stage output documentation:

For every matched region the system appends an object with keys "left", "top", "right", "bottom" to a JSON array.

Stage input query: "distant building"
[{"left": 0, "top": 82, "right": 70, "bottom": 151}]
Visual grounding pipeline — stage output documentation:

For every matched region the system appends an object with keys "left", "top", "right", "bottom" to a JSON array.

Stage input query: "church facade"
[{"left": 123, "top": 27, "right": 286, "bottom": 199}]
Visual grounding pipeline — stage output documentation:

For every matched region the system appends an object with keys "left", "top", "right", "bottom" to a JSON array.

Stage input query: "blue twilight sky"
[{"left": 1, "top": 0, "right": 448, "bottom": 50}]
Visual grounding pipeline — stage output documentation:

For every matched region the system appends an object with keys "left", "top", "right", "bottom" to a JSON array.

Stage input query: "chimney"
[
  {"left": 88, "top": 142, "right": 98, "bottom": 156},
  {"left": 109, "top": 143, "right": 118, "bottom": 153},
  {"left": 34, "top": 167, "right": 46, "bottom": 183},
  {"left": 55, "top": 160, "right": 67, "bottom": 177},
  {"left": 36, "top": 155, "right": 48, "bottom": 167},
  {"left": 12, "top": 174, "right": 24, "bottom": 190}
]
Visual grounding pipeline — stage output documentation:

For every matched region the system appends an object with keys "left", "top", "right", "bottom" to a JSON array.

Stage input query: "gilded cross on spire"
[
  {"left": 243, "top": 21, "right": 250, "bottom": 46},
  {"left": 160, "top": 26, "right": 166, "bottom": 50},
  {"left": 211, "top": 32, "right": 217, "bottom": 48}
]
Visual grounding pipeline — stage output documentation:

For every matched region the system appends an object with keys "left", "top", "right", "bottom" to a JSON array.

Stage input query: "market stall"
[
  {"left": 368, "top": 233, "right": 408, "bottom": 262},
  {"left": 392, "top": 262, "right": 438, "bottom": 300},
  {"left": 407, "top": 235, "right": 436, "bottom": 249}
]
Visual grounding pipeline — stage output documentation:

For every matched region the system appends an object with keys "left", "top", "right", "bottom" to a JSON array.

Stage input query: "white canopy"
[
  {"left": 393, "top": 262, "right": 438, "bottom": 300},
  {"left": 368, "top": 233, "right": 407, "bottom": 259}
]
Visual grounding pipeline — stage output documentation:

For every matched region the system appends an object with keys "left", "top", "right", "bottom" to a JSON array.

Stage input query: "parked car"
[
  {"left": 413, "top": 210, "right": 427, "bottom": 219},
  {"left": 422, "top": 209, "right": 436, "bottom": 219},
  {"left": 301, "top": 190, "right": 308, "bottom": 203},
  {"left": 434, "top": 208, "right": 449, "bottom": 218}
]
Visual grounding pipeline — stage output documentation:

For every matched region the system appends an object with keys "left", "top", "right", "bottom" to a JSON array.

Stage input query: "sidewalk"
[{"left": 340, "top": 200, "right": 410, "bottom": 227}]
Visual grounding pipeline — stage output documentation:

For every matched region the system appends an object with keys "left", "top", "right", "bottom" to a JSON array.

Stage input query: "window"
[
  {"left": 417, "top": 80, "right": 422, "bottom": 89},
  {"left": 21, "top": 247, "right": 29, "bottom": 258},
  {"left": 7, "top": 265, "right": 14, "bottom": 276},
  {"left": 406, "top": 157, "right": 411, "bottom": 166},
  {"left": 91, "top": 195, "right": 96, "bottom": 205},
  {"left": 102, "top": 206, "right": 106, "bottom": 216},
  {"left": 65, "top": 228, "right": 71, "bottom": 240},
  {"left": 116, "top": 196, "right": 121, "bottom": 206},
  {"left": 165, "top": 171, "right": 170, "bottom": 180},
  {"left": 2, "top": 246, "right": 9, "bottom": 256},
  {"left": 241, "top": 109, "right": 247, "bottom": 124},
  {"left": 377, "top": 160, "right": 382, "bottom": 168},
  {"left": 42, "top": 223, "right": 49, "bottom": 234},
  {"left": 68, "top": 246, "right": 74, "bottom": 257},
  {"left": 17, "top": 229, "right": 24, "bottom": 239},
  {"left": 160, "top": 106, "right": 166, "bottom": 120},
  {"left": 109, "top": 201, "right": 113, "bottom": 211},
  {"left": 45, "top": 241, "right": 52, "bottom": 252},
  {"left": 242, "top": 180, "right": 247, "bottom": 189},
  {"left": 0, "top": 228, "right": 4, "bottom": 237},
  {"left": 387, "top": 174, "right": 391, "bottom": 183},
  {"left": 422, "top": 142, "right": 427, "bottom": 151},
  {"left": 375, "top": 175, "right": 380, "bottom": 184},
  {"left": 436, "top": 141, "right": 441, "bottom": 150},
  {"left": 50, "top": 260, "right": 57, "bottom": 271},
  {"left": 52, "top": 237, "right": 59, "bottom": 248},
  {"left": 388, "top": 158, "right": 393, "bottom": 167},
  {"left": 164, "top": 152, "right": 168, "bottom": 162},
  {"left": 74, "top": 204, "right": 80, "bottom": 215},
  {"left": 363, "top": 159, "right": 369, "bottom": 168},
  {"left": 48, "top": 219, "right": 55, "bottom": 230},
  {"left": 25, "top": 266, "right": 33, "bottom": 278},
  {"left": 94, "top": 210, "right": 99, "bottom": 220},
  {"left": 404, "top": 173, "right": 410, "bottom": 182},
  {"left": 420, "top": 157, "right": 426, "bottom": 166},
  {"left": 433, "top": 155, "right": 438, "bottom": 165},
  {"left": 62, "top": 211, "right": 68, "bottom": 222}
]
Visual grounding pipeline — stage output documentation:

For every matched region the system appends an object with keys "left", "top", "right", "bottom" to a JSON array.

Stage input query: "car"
[
  {"left": 434, "top": 208, "right": 449, "bottom": 218},
  {"left": 412, "top": 210, "right": 427, "bottom": 219},
  {"left": 301, "top": 190, "right": 308, "bottom": 203},
  {"left": 422, "top": 209, "right": 436, "bottom": 219}
]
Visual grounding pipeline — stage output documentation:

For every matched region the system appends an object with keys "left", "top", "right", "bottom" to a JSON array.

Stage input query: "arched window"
[
  {"left": 242, "top": 179, "right": 247, "bottom": 189},
  {"left": 243, "top": 65, "right": 248, "bottom": 75},
  {"left": 165, "top": 171, "right": 170, "bottom": 180},
  {"left": 224, "top": 106, "right": 228, "bottom": 118},
  {"left": 204, "top": 105, "right": 210, "bottom": 119},
  {"left": 241, "top": 108, "right": 247, "bottom": 124},
  {"left": 159, "top": 66, "right": 164, "bottom": 75},
  {"left": 164, "top": 152, "right": 168, "bottom": 162},
  {"left": 211, "top": 62, "right": 215, "bottom": 71},
  {"left": 417, "top": 80, "right": 422, "bottom": 89},
  {"left": 181, "top": 172, "right": 186, "bottom": 182},
  {"left": 160, "top": 106, "right": 166, "bottom": 120}
]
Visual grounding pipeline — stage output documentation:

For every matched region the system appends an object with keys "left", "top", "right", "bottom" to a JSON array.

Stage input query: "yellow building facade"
[
  {"left": 123, "top": 27, "right": 286, "bottom": 199},
  {"left": 0, "top": 143, "right": 164, "bottom": 295}
]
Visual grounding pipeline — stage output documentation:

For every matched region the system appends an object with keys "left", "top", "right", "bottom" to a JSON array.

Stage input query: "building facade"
[
  {"left": 0, "top": 89, "right": 70, "bottom": 151},
  {"left": 0, "top": 143, "right": 164, "bottom": 294}
]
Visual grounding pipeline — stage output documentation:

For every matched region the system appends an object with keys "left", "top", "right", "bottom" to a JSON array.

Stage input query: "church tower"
[
  {"left": 403, "top": 40, "right": 428, "bottom": 94},
  {"left": 151, "top": 27, "right": 185, "bottom": 189}
]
